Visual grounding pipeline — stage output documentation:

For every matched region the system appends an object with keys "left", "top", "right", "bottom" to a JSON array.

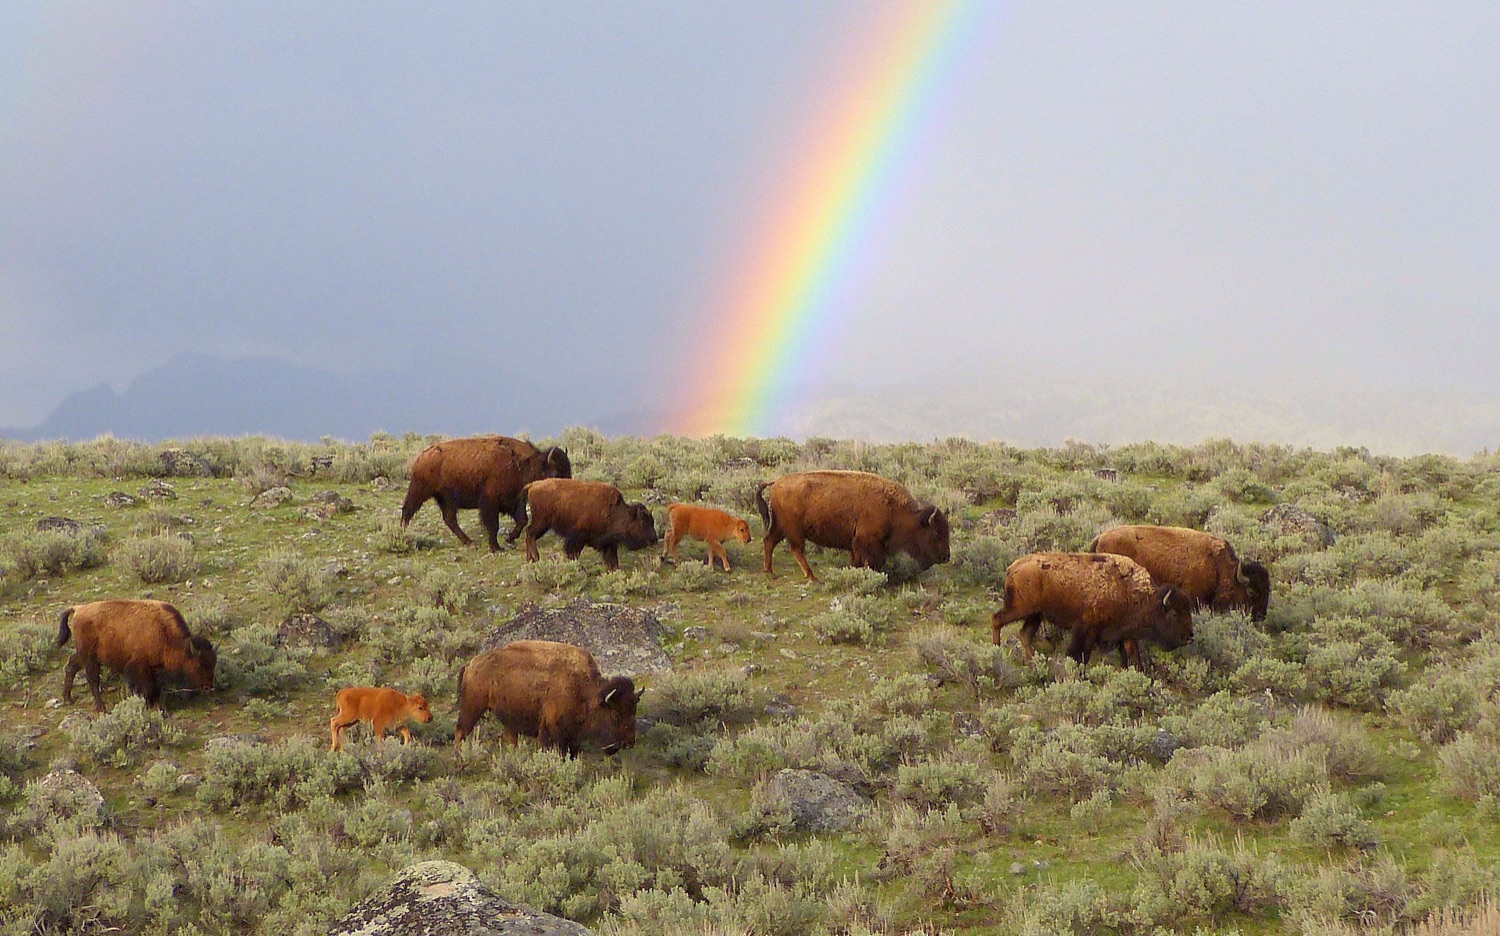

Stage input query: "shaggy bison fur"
[
  {"left": 57, "top": 599, "right": 217, "bottom": 712},
  {"left": 755, "top": 470, "right": 949, "bottom": 581},
  {"left": 663, "top": 503, "right": 752, "bottom": 571},
  {"left": 329, "top": 687, "right": 433, "bottom": 751},
  {"left": 400, "top": 435, "right": 571, "bottom": 551},
  {"left": 454, "top": 640, "right": 643, "bottom": 757},
  {"left": 521, "top": 478, "right": 658, "bottom": 571},
  {"left": 990, "top": 552, "right": 1194, "bottom": 669},
  {"left": 1089, "top": 524, "right": 1271, "bottom": 621}
]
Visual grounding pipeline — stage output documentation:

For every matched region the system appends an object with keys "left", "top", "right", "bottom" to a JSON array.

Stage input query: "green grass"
[{"left": 1, "top": 433, "right": 1498, "bottom": 934}]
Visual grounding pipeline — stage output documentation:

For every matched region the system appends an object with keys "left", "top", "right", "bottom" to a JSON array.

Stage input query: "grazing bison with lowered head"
[
  {"left": 521, "top": 478, "right": 658, "bottom": 571},
  {"left": 663, "top": 503, "right": 752, "bottom": 571},
  {"left": 454, "top": 640, "right": 644, "bottom": 757},
  {"left": 1089, "top": 525, "right": 1271, "bottom": 621},
  {"left": 755, "top": 470, "right": 949, "bottom": 581},
  {"left": 990, "top": 552, "right": 1193, "bottom": 669},
  {"left": 58, "top": 599, "right": 217, "bottom": 712},
  {"left": 400, "top": 435, "right": 571, "bottom": 551},
  {"left": 329, "top": 687, "right": 433, "bottom": 751}
]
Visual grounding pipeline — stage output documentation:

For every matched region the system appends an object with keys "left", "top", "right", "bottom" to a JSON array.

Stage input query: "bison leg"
[
  {"left": 84, "top": 657, "right": 105, "bottom": 713},
  {"left": 1014, "top": 614, "right": 1043, "bottom": 659},
  {"left": 478, "top": 504, "right": 503, "bottom": 552},
  {"left": 850, "top": 531, "right": 885, "bottom": 571},
  {"left": 139, "top": 670, "right": 163, "bottom": 709},
  {"left": 330, "top": 712, "right": 357, "bottom": 751},
  {"left": 436, "top": 496, "right": 475, "bottom": 547},
  {"left": 399, "top": 725, "right": 413, "bottom": 745},
  {"left": 708, "top": 538, "right": 729, "bottom": 572},
  {"left": 601, "top": 543, "right": 620, "bottom": 571},
  {"left": 371, "top": 716, "right": 390, "bottom": 745},
  {"left": 454, "top": 707, "right": 484, "bottom": 753},
  {"left": 505, "top": 503, "right": 528, "bottom": 544},
  {"left": 663, "top": 526, "right": 681, "bottom": 563},
  {"left": 1065, "top": 630, "right": 1094, "bottom": 664},
  {"left": 784, "top": 534, "right": 817, "bottom": 581},
  {"left": 562, "top": 533, "right": 586, "bottom": 561},
  {"left": 1120, "top": 639, "right": 1144, "bottom": 670},
  {"left": 62, "top": 655, "right": 81, "bottom": 704},
  {"left": 524, "top": 527, "right": 545, "bottom": 563},
  {"left": 762, "top": 528, "right": 785, "bottom": 575}
]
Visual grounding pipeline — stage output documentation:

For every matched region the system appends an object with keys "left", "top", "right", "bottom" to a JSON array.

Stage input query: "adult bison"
[
  {"left": 400, "top": 435, "right": 571, "bottom": 551},
  {"left": 990, "top": 552, "right": 1193, "bottom": 669},
  {"left": 454, "top": 640, "right": 643, "bottom": 757},
  {"left": 521, "top": 478, "right": 658, "bottom": 571},
  {"left": 1089, "top": 525, "right": 1271, "bottom": 621},
  {"left": 57, "top": 599, "right": 217, "bottom": 712},
  {"left": 755, "top": 470, "right": 949, "bottom": 581}
]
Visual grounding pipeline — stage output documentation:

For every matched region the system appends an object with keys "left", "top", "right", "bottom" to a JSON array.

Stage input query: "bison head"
[
  {"left": 732, "top": 518, "right": 752, "bottom": 544},
  {"left": 903, "top": 505, "right": 951, "bottom": 571},
  {"left": 408, "top": 694, "right": 434, "bottom": 723},
  {"left": 187, "top": 635, "right": 217, "bottom": 692},
  {"left": 609, "top": 502, "right": 659, "bottom": 550},
  {"left": 542, "top": 446, "right": 572, "bottom": 480},
  {"left": 587, "top": 677, "right": 645, "bottom": 756},
  {"left": 1233, "top": 559, "right": 1272, "bottom": 621},
  {"left": 1150, "top": 586, "right": 1194, "bottom": 649}
]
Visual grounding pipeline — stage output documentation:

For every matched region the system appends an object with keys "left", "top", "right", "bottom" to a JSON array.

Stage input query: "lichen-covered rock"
[
  {"left": 104, "top": 491, "right": 138, "bottom": 508},
  {"left": 329, "top": 860, "right": 591, "bottom": 936},
  {"left": 161, "top": 448, "right": 213, "bottom": 477},
  {"left": 763, "top": 768, "right": 868, "bottom": 833},
  {"left": 140, "top": 479, "right": 177, "bottom": 500},
  {"left": 275, "top": 613, "right": 340, "bottom": 649},
  {"left": 25, "top": 768, "right": 108, "bottom": 828},
  {"left": 482, "top": 600, "right": 671, "bottom": 677},
  {"left": 34, "top": 516, "right": 102, "bottom": 536},
  {"left": 1262, "top": 504, "right": 1337, "bottom": 548},
  {"left": 250, "top": 486, "right": 293, "bottom": 509}
]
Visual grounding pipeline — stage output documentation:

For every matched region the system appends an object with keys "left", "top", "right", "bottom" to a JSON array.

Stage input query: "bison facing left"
[
  {"left": 58, "top": 599, "right": 217, "bottom": 712},
  {"left": 521, "top": 478, "right": 658, "bottom": 571},
  {"left": 454, "top": 640, "right": 643, "bottom": 757}
]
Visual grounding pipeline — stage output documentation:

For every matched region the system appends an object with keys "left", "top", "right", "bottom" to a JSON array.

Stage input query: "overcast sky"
[{"left": 2, "top": 2, "right": 1496, "bottom": 436}]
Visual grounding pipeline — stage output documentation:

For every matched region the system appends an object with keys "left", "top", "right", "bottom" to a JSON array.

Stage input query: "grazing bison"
[
  {"left": 755, "top": 470, "right": 949, "bottom": 581},
  {"left": 400, "top": 435, "right": 572, "bottom": 551},
  {"left": 328, "top": 687, "right": 433, "bottom": 751},
  {"left": 1089, "top": 525, "right": 1271, "bottom": 621},
  {"left": 521, "top": 478, "right": 658, "bottom": 571},
  {"left": 663, "top": 503, "right": 752, "bottom": 571},
  {"left": 57, "top": 599, "right": 217, "bottom": 712},
  {"left": 454, "top": 640, "right": 643, "bottom": 757},
  {"left": 990, "top": 552, "right": 1194, "bottom": 669}
]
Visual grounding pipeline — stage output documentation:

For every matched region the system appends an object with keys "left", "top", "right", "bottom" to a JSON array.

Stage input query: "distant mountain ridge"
[{"left": 5, "top": 354, "right": 1497, "bottom": 457}]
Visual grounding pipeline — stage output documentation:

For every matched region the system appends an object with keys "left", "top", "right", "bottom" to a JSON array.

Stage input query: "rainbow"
[{"left": 675, "top": 0, "right": 991, "bottom": 438}]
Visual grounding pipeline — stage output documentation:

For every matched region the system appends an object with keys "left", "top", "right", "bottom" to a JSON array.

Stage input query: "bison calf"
[
  {"left": 756, "top": 470, "right": 949, "bottom": 581},
  {"left": 521, "top": 478, "right": 658, "bottom": 571},
  {"left": 1089, "top": 525, "right": 1271, "bottom": 621},
  {"left": 58, "top": 599, "right": 217, "bottom": 713},
  {"left": 663, "top": 503, "right": 752, "bottom": 571},
  {"left": 990, "top": 552, "right": 1193, "bottom": 669},
  {"left": 455, "top": 640, "right": 643, "bottom": 757},
  {"left": 329, "top": 687, "right": 433, "bottom": 751},
  {"left": 400, "top": 435, "right": 572, "bottom": 551}
]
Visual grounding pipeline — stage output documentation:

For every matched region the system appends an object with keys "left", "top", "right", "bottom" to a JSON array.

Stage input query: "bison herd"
[{"left": 53, "top": 434, "right": 1274, "bottom": 759}]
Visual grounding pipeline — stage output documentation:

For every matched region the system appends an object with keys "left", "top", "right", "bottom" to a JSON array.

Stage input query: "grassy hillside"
[{"left": 1, "top": 431, "right": 1498, "bottom": 935}]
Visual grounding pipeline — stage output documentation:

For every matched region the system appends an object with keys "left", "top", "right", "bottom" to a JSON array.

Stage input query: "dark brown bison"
[
  {"left": 1089, "top": 525, "right": 1271, "bottom": 621},
  {"left": 521, "top": 478, "right": 658, "bottom": 571},
  {"left": 400, "top": 435, "right": 571, "bottom": 551},
  {"left": 57, "top": 599, "right": 217, "bottom": 712},
  {"left": 755, "top": 470, "right": 949, "bottom": 581},
  {"left": 990, "top": 552, "right": 1193, "bottom": 669},
  {"left": 454, "top": 640, "right": 643, "bottom": 757}
]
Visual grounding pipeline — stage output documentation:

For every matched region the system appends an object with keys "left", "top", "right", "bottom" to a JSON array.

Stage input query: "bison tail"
[
  {"left": 1085, "top": 532, "right": 1101, "bottom": 553},
  {"left": 753, "top": 482, "right": 772, "bottom": 530},
  {"left": 455, "top": 664, "right": 468, "bottom": 708},
  {"left": 56, "top": 607, "right": 75, "bottom": 647}
]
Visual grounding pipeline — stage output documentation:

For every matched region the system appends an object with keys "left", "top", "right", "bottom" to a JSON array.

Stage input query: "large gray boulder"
[
  {"left": 762, "top": 768, "right": 869, "bottom": 833},
  {"left": 329, "top": 860, "right": 590, "bottom": 936},
  {"left": 1262, "top": 504, "right": 1337, "bottom": 548},
  {"left": 481, "top": 601, "right": 671, "bottom": 677}
]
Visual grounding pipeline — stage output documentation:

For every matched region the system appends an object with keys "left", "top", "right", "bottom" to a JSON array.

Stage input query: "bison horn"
[
  {"left": 1162, "top": 590, "right": 1173, "bottom": 610},
  {"left": 1235, "top": 561, "right": 1250, "bottom": 586},
  {"left": 603, "top": 687, "right": 619, "bottom": 705},
  {"left": 923, "top": 506, "right": 939, "bottom": 525}
]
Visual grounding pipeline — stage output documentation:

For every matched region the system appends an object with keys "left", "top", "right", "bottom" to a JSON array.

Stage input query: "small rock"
[
  {"left": 250, "top": 486, "right": 293, "bottom": 509},
  {"left": 681, "top": 626, "right": 711, "bottom": 642},
  {"left": 764, "top": 695, "right": 798, "bottom": 719},
  {"left": 763, "top": 769, "right": 869, "bottom": 833},
  {"left": 206, "top": 733, "right": 270, "bottom": 752},
  {"left": 748, "top": 631, "right": 777, "bottom": 641},
  {"left": 1262, "top": 504, "right": 1337, "bottom": 548},
  {"left": 28, "top": 769, "right": 108, "bottom": 827},
  {"left": 1009, "top": 862, "right": 1026, "bottom": 876},
  {"left": 140, "top": 479, "right": 177, "bottom": 500},
  {"left": 1148, "top": 728, "right": 1186, "bottom": 762},
  {"left": 371, "top": 476, "right": 393, "bottom": 491},
  {"left": 309, "top": 455, "right": 335, "bottom": 473},
  {"left": 104, "top": 491, "right": 138, "bottom": 508},
  {"left": 35, "top": 516, "right": 99, "bottom": 536},
  {"left": 275, "top": 613, "right": 341, "bottom": 649},
  {"left": 779, "top": 648, "right": 797, "bottom": 659}
]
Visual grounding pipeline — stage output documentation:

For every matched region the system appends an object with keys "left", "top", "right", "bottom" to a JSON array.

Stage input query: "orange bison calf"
[
  {"left": 328, "top": 687, "right": 433, "bottom": 751},
  {"left": 58, "top": 599, "right": 217, "bottom": 712},
  {"left": 990, "top": 552, "right": 1194, "bottom": 669},
  {"left": 756, "top": 470, "right": 949, "bottom": 581},
  {"left": 521, "top": 478, "right": 658, "bottom": 571},
  {"left": 664, "top": 503, "right": 752, "bottom": 571},
  {"left": 454, "top": 640, "right": 643, "bottom": 757},
  {"left": 400, "top": 435, "right": 571, "bottom": 551},
  {"left": 1089, "top": 525, "right": 1272, "bottom": 621}
]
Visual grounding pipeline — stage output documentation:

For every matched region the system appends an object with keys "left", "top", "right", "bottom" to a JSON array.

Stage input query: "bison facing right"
[
  {"left": 454, "top": 640, "right": 643, "bottom": 757},
  {"left": 400, "top": 435, "right": 572, "bottom": 551},
  {"left": 521, "top": 478, "right": 658, "bottom": 571},
  {"left": 58, "top": 599, "right": 217, "bottom": 712},
  {"left": 1089, "top": 525, "right": 1271, "bottom": 621},
  {"left": 990, "top": 552, "right": 1193, "bottom": 669}
]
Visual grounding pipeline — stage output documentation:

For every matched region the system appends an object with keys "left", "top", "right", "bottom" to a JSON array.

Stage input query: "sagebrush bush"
[
  {"left": 1291, "top": 790, "right": 1379, "bottom": 850},
  {"left": 197, "top": 736, "right": 364, "bottom": 810},
  {"left": 0, "top": 620, "right": 55, "bottom": 683},
  {"left": 519, "top": 557, "right": 589, "bottom": 592},
  {"left": 909, "top": 625, "right": 1025, "bottom": 695},
  {"left": 258, "top": 549, "right": 336, "bottom": 613},
  {"left": 645, "top": 669, "right": 756, "bottom": 729},
  {"left": 65, "top": 696, "right": 186, "bottom": 768},
  {"left": 117, "top": 533, "right": 198, "bottom": 583},
  {"left": 1437, "top": 722, "right": 1500, "bottom": 802},
  {"left": 0, "top": 527, "right": 108, "bottom": 583}
]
